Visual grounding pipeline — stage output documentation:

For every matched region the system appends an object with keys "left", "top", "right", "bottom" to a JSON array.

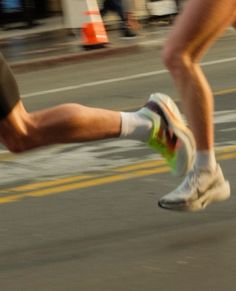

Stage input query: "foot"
[
  {"left": 158, "top": 164, "right": 231, "bottom": 212},
  {"left": 120, "top": 28, "right": 137, "bottom": 39},
  {"left": 139, "top": 93, "right": 195, "bottom": 176}
]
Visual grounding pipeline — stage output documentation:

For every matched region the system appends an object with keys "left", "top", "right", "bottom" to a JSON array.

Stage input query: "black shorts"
[{"left": 0, "top": 53, "right": 20, "bottom": 119}]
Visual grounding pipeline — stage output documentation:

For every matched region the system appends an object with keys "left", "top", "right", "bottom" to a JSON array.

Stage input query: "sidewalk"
[{"left": 0, "top": 16, "right": 172, "bottom": 73}]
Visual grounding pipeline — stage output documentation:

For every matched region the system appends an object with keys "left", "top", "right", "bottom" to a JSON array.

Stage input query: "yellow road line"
[
  {"left": 214, "top": 87, "right": 236, "bottom": 96},
  {"left": 0, "top": 152, "right": 16, "bottom": 161},
  {"left": 0, "top": 147, "right": 235, "bottom": 204},
  {"left": 1, "top": 143, "right": 234, "bottom": 194},
  {"left": 0, "top": 144, "right": 234, "bottom": 195},
  {"left": 9, "top": 175, "right": 92, "bottom": 192},
  {"left": 117, "top": 148, "right": 236, "bottom": 172},
  {"left": 2, "top": 148, "right": 233, "bottom": 195},
  {"left": 22, "top": 150, "right": 236, "bottom": 197},
  {"left": 216, "top": 152, "right": 236, "bottom": 160},
  {"left": 0, "top": 166, "right": 170, "bottom": 204},
  {"left": 215, "top": 145, "right": 236, "bottom": 153},
  {"left": 0, "top": 86, "right": 234, "bottom": 205},
  {"left": 0, "top": 194, "right": 24, "bottom": 204},
  {"left": 7, "top": 145, "right": 236, "bottom": 194},
  {"left": 28, "top": 166, "right": 170, "bottom": 197},
  {"left": 115, "top": 160, "right": 166, "bottom": 172},
  {"left": 0, "top": 160, "right": 167, "bottom": 195}
]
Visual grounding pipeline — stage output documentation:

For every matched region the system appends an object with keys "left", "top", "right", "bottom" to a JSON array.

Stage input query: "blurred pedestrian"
[
  {"left": 22, "top": 0, "right": 36, "bottom": 28},
  {"left": 174, "top": 0, "right": 180, "bottom": 12},
  {"left": 0, "top": 0, "right": 4, "bottom": 29},
  {"left": 124, "top": 0, "right": 141, "bottom": 31},
  {"left": 100, "top": 0, "right": 137, "bottom": 38},
  {"left": 0, "top": 52, "right": 194, "bottom": 179}
]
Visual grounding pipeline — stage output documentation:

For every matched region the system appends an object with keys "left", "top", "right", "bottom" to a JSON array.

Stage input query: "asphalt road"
[{"left": 0, "top": 32, "right": 235, "bottom": 291}]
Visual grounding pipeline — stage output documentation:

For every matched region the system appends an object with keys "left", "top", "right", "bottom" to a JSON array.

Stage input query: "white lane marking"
[
  {"left": 22, "top": 70, "right": 168, "bottom": 98},
  {"left": 214, "top": 110, "right": 236, "bottom": 124},
  {"left": 219, "top": 127, "right": 236, "bottom": 132},
  {"left": 22, "top": 56, "right": 236, "bottom": 99},
  {"left": 138, "top": 39, "right": 163, "bottom": 46},
  {"left": 201, "top": 57, "right": 236, "bottom": 66}
]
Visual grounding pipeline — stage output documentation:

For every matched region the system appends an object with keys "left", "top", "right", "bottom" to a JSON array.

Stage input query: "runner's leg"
[
  {"left": 161, "top": 0, "right": 236, "bottom": 151},
  {"left": 158, "top": 0, "right": 235, "bottom": 211},
  {"left": 0, "top": 52, "right": 194, "bottom": 176},
  {"left": 0, "top": 53, "right": 121, "bottom": 152}
]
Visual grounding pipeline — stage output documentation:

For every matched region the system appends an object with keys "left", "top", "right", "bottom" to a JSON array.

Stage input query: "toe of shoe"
[{"left": 158, "top": 197, "right": 187, "bottom": 211}]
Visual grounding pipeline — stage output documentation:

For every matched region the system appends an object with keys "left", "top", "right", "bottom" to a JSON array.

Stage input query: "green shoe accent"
[
  {"left": 140, "top": 92, "right": 195, "bottom": 176},
  {"left": 148, "top": 120, "right": 177, "bottom": 173}
]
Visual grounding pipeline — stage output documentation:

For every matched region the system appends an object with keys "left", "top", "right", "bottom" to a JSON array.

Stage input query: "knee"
[
  {"left": 1, "top": 115, "right": 38, "bottom": 153},
  {"left": 161, "top": 42, "right": 193, "bottom": 77},
  {"left": 7, "top": 131, "right": 33, "bottom": 153},
  {"left": 4, "top": 129, "right": 33, "bottom": 154}
]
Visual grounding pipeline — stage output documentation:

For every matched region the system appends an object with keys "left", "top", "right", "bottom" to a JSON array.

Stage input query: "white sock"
[
  {"left": 120, "top": 111, "right": 157, "bottom": 142},
  {"left": 195, "top": 150, "right": 217, "bottom": 171}
]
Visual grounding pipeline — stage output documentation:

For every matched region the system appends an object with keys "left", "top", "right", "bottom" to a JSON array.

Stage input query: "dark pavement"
[{"left": 0, "top": 16, "right": 235, "bottom": 291}]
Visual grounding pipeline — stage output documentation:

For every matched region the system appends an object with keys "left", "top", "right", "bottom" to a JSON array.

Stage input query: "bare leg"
[
  {"left": 161, "top": 0, "right": 236, "bottom": 150},
  {"left": 0, "top": 43, "right": 196, "bottom": 177},
  {"left": 0, "top": 52, "right": 121, "bottom": 153},
  {"left": 157, "top": 0, "right": 234, "bottom": 210},
  {"left": 0, "top": 100, "right": 121, "bottom": 152}
]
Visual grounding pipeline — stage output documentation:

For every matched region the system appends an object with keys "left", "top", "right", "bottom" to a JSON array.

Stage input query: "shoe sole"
[
  {"left": 150, "top": 94, "right": 195, "bottom": 176},
  {"left": 158, "top": 180, "right": 231, "bottom": 212}
]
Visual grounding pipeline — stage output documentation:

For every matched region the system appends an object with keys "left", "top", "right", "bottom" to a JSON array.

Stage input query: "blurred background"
[
  {"left": 0, "top": 2, "right": 235, "bottom": 291},
  {"left": 0, "top": 0, "right": 183, "bottom": 30}
]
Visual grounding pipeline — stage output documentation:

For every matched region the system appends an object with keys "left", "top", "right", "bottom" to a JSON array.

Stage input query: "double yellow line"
[{"left": 0, "top": 145, "right": 235, "bottom": 205}]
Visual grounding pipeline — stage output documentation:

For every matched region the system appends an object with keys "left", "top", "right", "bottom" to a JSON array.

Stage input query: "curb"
[{"left": 10, "top": 43, "right": 141, "bottom": 73}]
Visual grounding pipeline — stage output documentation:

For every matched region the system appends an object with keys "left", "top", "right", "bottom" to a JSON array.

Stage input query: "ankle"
[
  {"left": 120, "top": 111, "right": 153, "bottom": 142},
  {"left": 194, "top": 149, "right": 217, "bottom": 171}
]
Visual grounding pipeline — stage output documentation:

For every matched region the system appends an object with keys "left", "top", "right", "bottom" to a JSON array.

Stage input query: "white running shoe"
[
  {"left": 158, "top": 164, "right": 230, "bottom": 212},
  {"left": 139, "top": 93, "right": 195, "bottom": 176}
]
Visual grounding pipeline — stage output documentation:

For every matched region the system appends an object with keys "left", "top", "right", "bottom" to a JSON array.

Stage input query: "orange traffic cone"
[{"left": 81, "top": 0, "right": 109, "bottom": 49}]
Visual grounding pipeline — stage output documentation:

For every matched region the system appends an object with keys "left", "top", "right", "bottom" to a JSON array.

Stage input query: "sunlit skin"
[
  {"left": 161, "top": 0, "right": 236, "bottom": 150},
  {"left": 0, "top": 0, "right": 235, "bottom": 156},
  {"left": 0, "top": 100, "right": 121, "bottom": 153}
]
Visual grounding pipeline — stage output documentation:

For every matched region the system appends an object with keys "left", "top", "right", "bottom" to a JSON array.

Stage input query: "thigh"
[
  {"left": 166, "top": 0, "right": 236, "bottom": 60},
  {"left": 0, "top": 53, "right": 20, "bottom": 119}
]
